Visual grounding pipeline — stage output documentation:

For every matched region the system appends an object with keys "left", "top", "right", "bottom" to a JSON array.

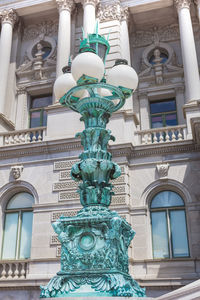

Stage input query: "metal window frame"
[
  {"left": 1, "top": 207, "right": 33, "bottom": 260},
  {"left": 151, "top": 206, "right": 190, "bottom": 259}
]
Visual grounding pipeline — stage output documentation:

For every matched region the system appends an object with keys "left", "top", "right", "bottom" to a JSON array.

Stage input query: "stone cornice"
[
  {"left": 0, "top": 9, "right": 18, "bottom": 26},
  {"left": 0, "top": 136, "right": 198, "bottom": 161},
  {"left": 174, "top": 0, "right": 191, "bottom": 11},
  {"left": 55, "top": 0, "right": 74, "bottom": 12}
]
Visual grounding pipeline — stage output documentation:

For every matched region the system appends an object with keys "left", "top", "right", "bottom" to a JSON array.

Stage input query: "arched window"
[
  {"left": 1, "top": 192, "right": 34, "bottom": 260},
  {"left": 150, "top": 190, "right": 189, "bottom": 259}
]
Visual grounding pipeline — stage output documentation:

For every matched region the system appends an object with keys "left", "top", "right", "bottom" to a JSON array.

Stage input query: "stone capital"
[
  {"left": 174, "top": 0, "right": 191, "bottom": 11},
  {"left": 16, "top": 85, "right": 27, "bottom": 95},
  {"left": 55, "top": 0, "right": 74, "bottom": 12},
  {"left": 121, "top": 6, "right": 129, "bottom": 21},
  {"left": 0, "top": 9, "right": 18, "bottom": 26},
  {"left": 82, "top": 0, "right": 99, "bottom": 7}
]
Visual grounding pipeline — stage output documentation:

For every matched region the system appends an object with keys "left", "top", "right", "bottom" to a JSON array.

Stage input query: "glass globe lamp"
[
  {"left": 71, "top": 49, "right": 105, "bottom": 83},
  {"left": 54, "top": 66, "right": 84, "bottom": 100},
  {"left": 107, "top": 59, "right": 138, "bottom": 91}
]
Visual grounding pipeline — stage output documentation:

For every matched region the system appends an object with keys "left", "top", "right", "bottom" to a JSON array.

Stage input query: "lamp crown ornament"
[{"left": 40, "top": 29, "right": 145, "bottom": 298}]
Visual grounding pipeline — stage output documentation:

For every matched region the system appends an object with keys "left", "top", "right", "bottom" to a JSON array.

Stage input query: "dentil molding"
[
  {"left": 55, "top": 0, "right": 75, "bottom": 12},
  {"left": 174, "top": 0, "right": 191, "bottom": 11},
  {"left": 0, "top": 9, "right": 18, "bottom": 26}
]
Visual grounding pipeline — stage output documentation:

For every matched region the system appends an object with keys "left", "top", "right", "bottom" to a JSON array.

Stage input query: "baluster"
[
  {"left": 38, "top": 130, "right": 42, "bottom": 142},
  {"left": 172, "top": 129, "right": 176, "bottom": 141},
  {"left": 14, "top": 263, "right": 19, "bottom": 279},
  {"left": 153, "top": 133, "right": 157, "bottom": 143},
  {"left": 147, "top": 133, "right": 152, "bottom": 144},
  {"left": 20, "top": 263, "right": 26, "bottom": 279},
  {"left": 159, "top": 131, "right": 164, "bottom": 143},
  {"left": 32, "top": 131, "right": 36, "bottom": 142},
  {"left": 165, "top": 130, "right": 170, "bottom": 142},
  {"left": 141, "top": 133, "right": 145, "bottom": 144},
  {"left": 1, "top": 264, "right": 7, "bottom": 279},
  {"left": 26, "top": 132, "right": 31, "bottom": 143},
  {"left": 178, "top": 129, "right": 183, "bottom": 140},
  {"left": 15, "top": 134, "right": 20, "bottom": 144},
  {"left": 7, "top": 263, "right": 13, "bottom": 279},
  {"left": 20, "top": 133, "right": 25, "bottom": 143},
  {"left": 10, "top": 135, "right": 14, "bottom": 144},
  {"left": 4, "top": 136, "right": 9, "bottom": 145}
]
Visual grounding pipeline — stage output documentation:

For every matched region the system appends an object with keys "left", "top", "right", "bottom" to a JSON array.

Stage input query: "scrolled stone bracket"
[
  {"left": 156, "top": 163, "right": 169, "bottom": 179},
  {"left": 0, "top": 9, "right": 18, "bottom": 26}
]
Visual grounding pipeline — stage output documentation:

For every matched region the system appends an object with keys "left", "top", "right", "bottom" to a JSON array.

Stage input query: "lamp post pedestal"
[
  {"left": 41, "top": 207, "right": 145, "bottom": 297},
  {"left": 41, "top": 37, "right": 144, "bottom": 298}
]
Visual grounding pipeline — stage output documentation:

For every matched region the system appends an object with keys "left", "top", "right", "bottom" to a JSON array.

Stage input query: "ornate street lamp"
[{"left": 40, "top": 34, "right": 145, "bottom": 298}]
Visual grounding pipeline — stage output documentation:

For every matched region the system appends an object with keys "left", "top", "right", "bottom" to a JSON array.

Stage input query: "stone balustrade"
[
  {"left": 0, "top": 261, "right": 27, "bottom": 280},
  {"left": 0, "top": 126, "right": 46, "bottom": 146},
  {"left": 136, "top": 125, "right": 187, "bottom": 145}
]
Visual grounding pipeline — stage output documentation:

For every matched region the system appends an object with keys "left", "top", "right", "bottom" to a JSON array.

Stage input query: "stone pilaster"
[
  {"left": 139, "top": 92, "right": 150, "bottom": 130},
  {"left": 194, "top": 0, "right": 200, "bottom": 23},
  {"left": 174, "top": 0, "right": 200, "bottom": 102},
  {"left": 55, "top": 0, "right": 74, "bottom": 78},
  {"left": 16, "top": 86, "right": 28, "bottom": 130},
  {"left": 0, "top": 9, "right": 18, "bottom": 115}
]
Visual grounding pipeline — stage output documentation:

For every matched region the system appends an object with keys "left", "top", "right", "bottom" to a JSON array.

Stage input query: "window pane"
[
  {"left": 7, "top": 193, "right": 34, "bottom": 209},
  {"left": 151, "top": 115, "right": 163, "bottom": 128},
  {"left": 165, "top": 114, "right": 177, "bottom": 127},
  {"left": 151, "top": 211, "right": 169, "bottom": 258},
  {"left": 19, "top": 212, "right": 33, "bottom": 259},
  {"left": 151, "top": 191, "right": 184, "bottom": 208},
  {"left": 170, "top": 210, "right": 189, "bottom": 257},
  {"left": 31, "top": 96, "right": 52, "bottom": 109},
  {"left": 30, "top": 111, "right": 41, "bottom": 128},
  {"left": 2, "top": 213, "right": 18, "bottom": 259},
  {"left": 150, "top": 100, "right": 176, "bottom": 114}
]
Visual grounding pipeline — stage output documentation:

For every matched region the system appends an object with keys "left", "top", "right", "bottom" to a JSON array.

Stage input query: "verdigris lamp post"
[{"left": 40, "top": 33, "right": 145, "bottom": 298}]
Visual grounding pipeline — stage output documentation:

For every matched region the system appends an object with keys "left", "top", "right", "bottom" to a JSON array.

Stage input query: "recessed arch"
[
  {"left": 141, "top": 178, "right": 192, "bottom": 208},
  {"left": 0, "top": 180, "right": 39, "bottom": 212}
]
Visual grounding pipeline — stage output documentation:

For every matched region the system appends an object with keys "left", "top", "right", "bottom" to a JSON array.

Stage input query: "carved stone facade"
[
  {"left": 0, "top": 0, "right": 199, "bottom": 299},
  {"left": 97, "top": 1, "right": 128, "bottom": 22}
]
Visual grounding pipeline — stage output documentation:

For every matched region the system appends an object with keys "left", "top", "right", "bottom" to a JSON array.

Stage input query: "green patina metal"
[
  {"left": 80, "top": 24, "right": 110, "bottom": 64},
  {"left": 40, "top": 43, "right": 145, "bottom": 298}
]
